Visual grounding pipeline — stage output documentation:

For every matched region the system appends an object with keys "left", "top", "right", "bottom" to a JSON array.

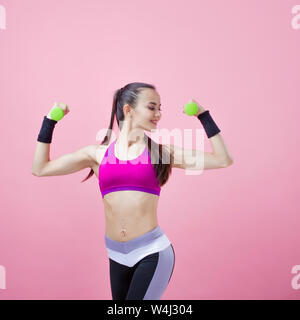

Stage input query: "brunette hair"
[{"left": 81, "top": 82, "right": 173, "bottom": 185}]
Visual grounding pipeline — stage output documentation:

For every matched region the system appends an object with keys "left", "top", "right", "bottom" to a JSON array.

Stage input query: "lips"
[{"left": 150, "top": 120, "right": 158, "bottom": 125}]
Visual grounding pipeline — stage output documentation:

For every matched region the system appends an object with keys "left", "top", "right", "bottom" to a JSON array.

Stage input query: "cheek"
[{"left": 141, "top": 112, "right": 151, "bottom": 120}]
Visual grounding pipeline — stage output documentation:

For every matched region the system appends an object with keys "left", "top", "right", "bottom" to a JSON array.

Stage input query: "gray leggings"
[{"left": 105, "top": 226, "right": 175, "bottom": 300}]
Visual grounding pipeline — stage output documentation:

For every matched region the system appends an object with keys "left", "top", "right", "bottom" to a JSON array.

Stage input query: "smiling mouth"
[{"left": 150, "top": 120, "right": 158, "bottom": 125}]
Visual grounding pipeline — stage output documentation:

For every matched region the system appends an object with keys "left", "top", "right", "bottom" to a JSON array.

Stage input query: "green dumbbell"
[
  {"left": 184, "top": 101, "right": 199, "bottom": 116},
  {"left": 49, "top": 102, "right": 69, "bottom": 121}
]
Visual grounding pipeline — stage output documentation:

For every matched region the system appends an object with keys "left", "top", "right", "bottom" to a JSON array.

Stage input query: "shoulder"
[
  {"left": 79, "top": 144, "right": 100, "bottom": 163},
  {"left": 86, "top": 143, "right": 111, "bottom": 165}
]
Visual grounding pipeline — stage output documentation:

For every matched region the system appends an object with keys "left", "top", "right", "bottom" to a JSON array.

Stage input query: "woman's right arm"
[{"left": 31, "top": 142, "right": 96, "bottom": 177}]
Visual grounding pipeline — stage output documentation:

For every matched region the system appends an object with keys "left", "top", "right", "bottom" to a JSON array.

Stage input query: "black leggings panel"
[{"left": 109, "top": 244, "right": 175, "bottom": 300}]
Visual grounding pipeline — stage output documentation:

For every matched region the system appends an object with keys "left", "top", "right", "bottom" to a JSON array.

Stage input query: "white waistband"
[{"left": 106, "top": 234, "right": 171, "bottom": 267}]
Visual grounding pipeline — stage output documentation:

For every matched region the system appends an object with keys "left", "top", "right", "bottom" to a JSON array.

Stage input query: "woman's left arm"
[
  {"left": 195, "top": 102, "right": 234, "bottom": 165},
  {"left": 165, "top": 99, "right": 234, "bottom": 171}
]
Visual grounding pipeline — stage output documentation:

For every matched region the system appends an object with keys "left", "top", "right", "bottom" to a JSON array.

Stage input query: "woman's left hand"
[
  {"left": 191, "top": 99, "right": 206, "bottom": 116},
  {"left": 183, "top": 99, "right": 206, "bottom": 116}
]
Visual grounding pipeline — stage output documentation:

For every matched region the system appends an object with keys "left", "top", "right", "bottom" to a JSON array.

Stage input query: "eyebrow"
[{"left": 149, "top": 102, "right": 162, "bottom": 106}]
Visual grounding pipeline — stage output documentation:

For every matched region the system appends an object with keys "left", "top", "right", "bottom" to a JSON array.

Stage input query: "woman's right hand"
[{"left": 47, "top": 102, "right": 70, "bottom": 120}]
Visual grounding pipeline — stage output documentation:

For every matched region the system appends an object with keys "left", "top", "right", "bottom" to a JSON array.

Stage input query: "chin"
[{"left": 148, "top": 124, "right": 158, "bottom": 132}]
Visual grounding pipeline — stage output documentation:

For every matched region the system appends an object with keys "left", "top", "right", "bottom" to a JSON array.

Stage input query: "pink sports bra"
[{"left": 99, "top": 139, "right": 161, "bottom": 198}]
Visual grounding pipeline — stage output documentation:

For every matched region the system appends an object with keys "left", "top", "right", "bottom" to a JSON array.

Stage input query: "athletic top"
[{"left": 99, "top": 139, "right": 161, "bottom": 198}]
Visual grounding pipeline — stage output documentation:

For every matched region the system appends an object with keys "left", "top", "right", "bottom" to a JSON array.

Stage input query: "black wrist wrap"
[
  {"left": 37, "top": 116, "right": 58, "bottom": 143},
  {"left": 197, "top": 110, "right": 221, "bottom": 138}
]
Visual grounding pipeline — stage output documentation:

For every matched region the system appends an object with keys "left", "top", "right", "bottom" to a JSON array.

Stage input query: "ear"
[{"left": 123, "top": 104, "right": 130, "bottom": 115}]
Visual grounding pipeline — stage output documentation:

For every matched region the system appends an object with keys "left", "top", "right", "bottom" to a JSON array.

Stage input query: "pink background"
[{"left": 1, "top": 0, "right": 300, "bottom": 300}]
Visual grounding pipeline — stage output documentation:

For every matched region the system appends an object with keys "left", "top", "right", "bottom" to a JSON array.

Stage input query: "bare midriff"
[
  {"left": 92, "top": 144, "right": 159, "bottom": 242},
  {"left": 103, "top": 191, "right": 159, "bottom": 242}
]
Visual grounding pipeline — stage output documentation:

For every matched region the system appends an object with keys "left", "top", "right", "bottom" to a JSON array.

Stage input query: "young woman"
[{"left": 32, "top": 82, "right": 233, "bottom": 300}]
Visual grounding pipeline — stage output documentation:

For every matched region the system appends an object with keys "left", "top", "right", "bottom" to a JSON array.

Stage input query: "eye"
[{"left": 149, "top": 107, "right": 162, "bottom": 111}]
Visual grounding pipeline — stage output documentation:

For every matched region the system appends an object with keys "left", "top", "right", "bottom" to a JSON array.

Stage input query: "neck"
[{"left": 117, "top": 124, "right": 145, "bottom": 148}]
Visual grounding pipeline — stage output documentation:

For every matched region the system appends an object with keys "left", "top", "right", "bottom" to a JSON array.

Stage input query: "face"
[{"left": 124, "top": 88, "right": 162, "bottom": 132}]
